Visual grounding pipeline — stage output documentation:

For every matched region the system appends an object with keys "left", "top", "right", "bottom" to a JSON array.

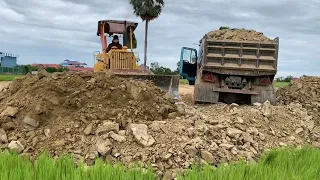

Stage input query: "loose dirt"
[
  {"left": 0, "top": 73, "right": 319, "bottom": 179},
  {"left": 206, "top": 28, "right": 276, "bottom": 42}
]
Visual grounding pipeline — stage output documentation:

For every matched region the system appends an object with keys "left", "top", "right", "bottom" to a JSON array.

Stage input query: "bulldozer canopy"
[{"left": 97, "top": 20, "right": 138, "bottom": 36}]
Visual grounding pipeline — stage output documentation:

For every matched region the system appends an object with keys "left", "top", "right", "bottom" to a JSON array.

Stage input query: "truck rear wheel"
[{"left": 188, "top": 80, "right": 195, "bottom": 85}]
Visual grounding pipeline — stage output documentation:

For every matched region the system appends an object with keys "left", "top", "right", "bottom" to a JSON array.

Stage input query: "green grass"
[
  {"left": 0, "top": 147, "right": 319, "bottom": 180},
  {"left": 274, "top": 81, "right": 290, "bottom": 88},
  {"left": 0, "top": 74, "right": 24, "bottom": 81},
  {"left": 0, "top": 151, "right": 154, "bottom": 180},
  {"left": 179, "top": 79, "right": 189, "bottom": 85},
  {"left": 179, "top": 146, "right": 320, "bottom": 180}
]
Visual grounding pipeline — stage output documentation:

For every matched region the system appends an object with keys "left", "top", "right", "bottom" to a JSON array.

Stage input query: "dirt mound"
[
  {"left": 206, "top": 28, "right": 275, "bottom": 42},
  {"left": 0, "top": 71, "right": 179, "bottom": 161},
  {"left": 277, "top": 76, "right": 320, "bottom": 126},
  {"left": 277, "top": 77, "right": 320, "bottom": 107},
  {"left": 0, "top": 72, "right": 319, "bottom": 179}
]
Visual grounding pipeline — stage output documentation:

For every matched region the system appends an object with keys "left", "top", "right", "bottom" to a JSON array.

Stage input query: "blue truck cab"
[{"left": 179, "top": 46, "right": 200, "bottom": 85}]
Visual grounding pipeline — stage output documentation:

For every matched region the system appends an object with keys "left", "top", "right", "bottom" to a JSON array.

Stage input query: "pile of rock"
[
  {"left": 277, "top": 76, "right": 320, "bottom": 125},
  {"left": 206, "top": 28, "right": 275, "bottom": 42},
  {"left": 0, "top": 71, "right": 319, "bottom": 179}
]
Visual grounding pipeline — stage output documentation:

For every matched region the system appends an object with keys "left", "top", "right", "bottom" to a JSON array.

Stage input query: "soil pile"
[
  {"left": 206, "top": 28, "right": 275, "bottom": 42},
  {"left": 277, "top": 76, "right": 320, "bottom": 126},
  {"left": 277, "top": 77, "right": 320, "bottom": 108},
  {"left": 0, "top": 72, "right": 319, "bottom": 179}
]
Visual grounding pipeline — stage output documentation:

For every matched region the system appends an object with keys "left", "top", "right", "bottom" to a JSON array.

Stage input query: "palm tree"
[{"left": 129, "top": 0, "right": 164, "bottom": 70}]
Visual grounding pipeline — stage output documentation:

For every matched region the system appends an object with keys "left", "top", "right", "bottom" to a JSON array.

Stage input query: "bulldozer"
[{"left": 93, "top": 20, "right": 180, "bottom": 99}]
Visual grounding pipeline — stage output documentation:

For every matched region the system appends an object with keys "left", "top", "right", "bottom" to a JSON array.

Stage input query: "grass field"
[
  {"left": 0, "top": 74, "right": 24, "bottom": 81},
  {"left": 0, "top": 147, "right": 319, "bottom": 180},
  {"left": 273, "top": 81, "right": 290, "bottom": 88}
]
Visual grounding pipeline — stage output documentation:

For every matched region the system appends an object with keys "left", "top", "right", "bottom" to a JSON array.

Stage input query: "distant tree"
[
  {"left": 283, "top": 75, "right": 293, "bottom": 82},
  {"left": 150, "top": 62, "right": 178, "bottom": 75},
  {"left": 129, "top": 0, "right": 164, "bottom": 70},
  {"left": 219, "top": 26, "right": 230, "bottom": 30}
]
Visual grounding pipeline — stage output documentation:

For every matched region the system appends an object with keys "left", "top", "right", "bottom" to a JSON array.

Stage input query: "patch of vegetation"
[
  {"left": 0, "top": 74, "right": 24, "bottom": 81},
  {"left": 179, "top": 146, "right": 320, "bottom": 180},
  {"left": 0, "top": 152, "right": 154, "bottom": 180},
  {"left": 0, "top": 147, "right": 319, "bottom": 179},
  {"left": 179, "top": 79, "right": 189, "bottom": 85},
  {"left": 274, "top": 81, "right": 290, "bottom": 88}
]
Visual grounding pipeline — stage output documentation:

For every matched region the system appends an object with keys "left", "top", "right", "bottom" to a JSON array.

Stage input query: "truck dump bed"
[{"left": 202, "top": 37, "right": 279, "bottom": 76}]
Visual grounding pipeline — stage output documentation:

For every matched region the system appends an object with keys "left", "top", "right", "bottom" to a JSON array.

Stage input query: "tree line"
[
  {"left": 17, "top": 65, "right": 69, "bottom": 74},
  {"left": 149, "top": 62, "right": 179, "bottom": 75}
]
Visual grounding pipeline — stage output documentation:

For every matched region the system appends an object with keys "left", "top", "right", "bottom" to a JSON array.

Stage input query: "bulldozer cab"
[
  {"left": 96, "top": 20, "right": 138, "bottom": 50},
  {"left": 94, "top": 20, "right": 140, "bottom": 72}
]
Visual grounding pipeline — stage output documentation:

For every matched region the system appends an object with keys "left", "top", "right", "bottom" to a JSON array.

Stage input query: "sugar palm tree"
[{"left": 129, "top": 0, "right": 164, "bottom": 70}]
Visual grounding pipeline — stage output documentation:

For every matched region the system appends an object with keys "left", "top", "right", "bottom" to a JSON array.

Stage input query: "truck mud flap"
[
  {"left": 194, "top": 81, "right": 219, "bottom": 103},
  {"left": 115, "top": 74, "right": 180, "bottom": 100}
]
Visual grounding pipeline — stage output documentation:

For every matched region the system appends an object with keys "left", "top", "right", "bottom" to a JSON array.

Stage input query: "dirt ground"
[{"left": 0, "top": 75, "right": 319, "bottom": 179}]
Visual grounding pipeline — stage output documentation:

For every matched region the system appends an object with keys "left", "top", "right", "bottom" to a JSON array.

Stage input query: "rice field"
[
  {"left": 0, "top": 74, "right": 24, "bottom": 81},
  {"left": 0, "top": 147, "right": 319, "bottom": 180}
]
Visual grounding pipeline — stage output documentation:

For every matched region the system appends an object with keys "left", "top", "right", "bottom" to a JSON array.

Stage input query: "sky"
[{"left": 0, "top": 0, "right": 320, "bottom": 77}]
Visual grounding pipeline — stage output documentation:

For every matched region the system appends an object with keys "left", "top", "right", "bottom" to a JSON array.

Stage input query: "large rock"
[
  {"left": 83, "top": 123, "right": 93, "bottom": 135},
  {"left": 23, "top": 114, "right": 40, "bottom": 128},
  {"left": 109, "top": 132, "right": 126, "bottom": 142},
  {"left": 96, "top": 138, "right": 112, "bottom": 155},
  {"left": 201, "top": 150, "right": 214, "bottom": 163},
  {"left": 184, "top": 146, "right": 197, "bottom": 157},
  {"left": 2, "top": 122, "right": 15, "bottom": 130},
  {"left": 0, "top": 106, "right": 18, "bottom": 117},
  {"left": 130, "top": 123, "right": 155, "bottom": 147},
  {"left": 0, "top": 128, "right": 8, "bottom": 143},
  {"left": 8, "top": 141, "right": 24, "bottom": 153},
  {"left": 262, "top": 101, "right": 272, "bottom": 117},
  {"left": 96, "top": 121, "right": 119, "bottom": 135},
  {"left": 227, "top": 128, "right": 243, "bottom": 137}
]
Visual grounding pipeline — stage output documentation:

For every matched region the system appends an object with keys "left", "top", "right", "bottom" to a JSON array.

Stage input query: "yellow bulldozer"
[{"left": 93, "top": 20, "right": 179, "bottom": 99}]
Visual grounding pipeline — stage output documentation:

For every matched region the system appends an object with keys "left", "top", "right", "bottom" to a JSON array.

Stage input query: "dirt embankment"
[{"left": 0, "top": 73, "right": 319, "bottom": 179}]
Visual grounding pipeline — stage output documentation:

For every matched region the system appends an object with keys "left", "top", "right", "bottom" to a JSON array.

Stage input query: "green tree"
[
  {"left": 129, "top": 0, "right": 164, "bottom": 70},
  {"left": 150, "top": 62, "right": 178, "bottom": 75},
  {"left": 283, "top": 75, "right": 293, "bottom": 82}
]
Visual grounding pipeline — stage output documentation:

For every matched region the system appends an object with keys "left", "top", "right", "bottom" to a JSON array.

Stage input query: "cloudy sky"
[{"left": 0, "top": 0, "right": 319, "bottom": 77}]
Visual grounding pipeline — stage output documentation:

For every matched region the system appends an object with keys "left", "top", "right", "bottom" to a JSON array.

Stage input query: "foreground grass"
[
  {"left": 0, "top": 74, "right": 24, "bottom": 81},
  {"left": 180, "top": 147, "right": 320, "bottom": 180},
  {"left": 0, "top": 147, "right": 319, "bottom": 180}
]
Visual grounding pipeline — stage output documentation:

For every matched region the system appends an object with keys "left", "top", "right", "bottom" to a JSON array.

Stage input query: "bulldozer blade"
[{"left": 115, "top": 74, "right": 180, "bottom": 100}]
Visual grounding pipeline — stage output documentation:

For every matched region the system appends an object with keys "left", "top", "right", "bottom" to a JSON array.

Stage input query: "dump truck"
[
  {"left": 180, "top": 28, "right": 279, "bottom": 104},
  {"left": 94, "top": 20, "right": 179, "bottom": 99}
]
